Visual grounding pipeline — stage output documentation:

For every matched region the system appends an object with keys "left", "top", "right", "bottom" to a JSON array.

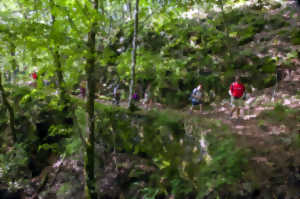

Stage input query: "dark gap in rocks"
[{"left": 0, "top": 189, "right": 23, "bottom": 199}]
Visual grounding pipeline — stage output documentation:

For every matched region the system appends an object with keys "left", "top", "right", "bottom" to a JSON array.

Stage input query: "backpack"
[
  {"left": 189, "top": 88, "right": 199, "bottom": 101},
  {"left": 133, "top": 93, "right": 139, "bottom": 100}
]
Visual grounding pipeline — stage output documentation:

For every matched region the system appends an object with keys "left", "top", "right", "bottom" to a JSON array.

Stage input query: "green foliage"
[
  {"left": 57, "top": 183, "right": 72, "bottom": 198},
  {"left": 268, "top": 16, "right": 289, "bottom": 29},
  {"left": 38, "top": 143, "right": 60, "bottom": 153},
  {"left": 238, "top": 26, "right": 256, "bottom": 45},
  {"left": 140, "top": 187, "right": 160, "bottom": 199},
  {"left": 0, "top": 143, "right": 29, "bottom": 190},
  {"left": 260, "top": 57, "right": 276, "bottom": 73},
  {"left": 291, "top": 133, "right": 300, "bottom": 148},
  {"left": 270, "top": 1, "right": 282, "bottom": 9},
  {"left": 95, "top": 103, "right": 248, "bottom": 198},
  {"left": 238, "top": 12, "right": 265, "bottom": 32},
  {"left": 64, "top": 137, "right": 82, "bottom": 156},
  {"left": 0, "top": 0, "right": 298, "bottom": 198},
  {"left": 49, "top": 124, "right": 72, "bottom": 137},
  {"left": 291, "top": 29, "right": 300, "bottom": 45},
  {"left": 193, "top": 136, "right": 248, "bottom": 197},
  {"left": 259, "top": 103, "right": 300, "bottom": 126}
]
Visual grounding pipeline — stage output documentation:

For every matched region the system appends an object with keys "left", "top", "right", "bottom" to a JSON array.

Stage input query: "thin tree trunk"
[
  {"left": 50, "top": 0, "right": 68, "bottom": 104},
  {"left": 219, "top": 0, "right": 232, "bottom": 70},
  {"left": 84, "top": 0, "right": 98, "bottom": 198},
  {"left": 10, "top": 42, "right": 18, "bottom": 84},
  {"left": 52, "top": 48, "right": 68, "bottom": 103},
  {"left": 0, "top": 72, "right": 16, "bottom": 143},
  {"left": 128, "top": 0, "right": 139, "bottom": 109},
  {"left": 127, "top": 1, "right": 132, "bottom": 20}
]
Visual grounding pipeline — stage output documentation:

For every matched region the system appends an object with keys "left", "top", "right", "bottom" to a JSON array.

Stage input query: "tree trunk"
[
  {"left": 50, "top": 0, "right": 68, "bottom": 104},
  {"left": 127, "top": 1, "right": 132, "bottom": 20},
  {"left": 0, "top": 72, "right": 16, "bottom": 143},
  {"left": 128, "top": 0, "right": 139, "bottom": 109},
  {"left": 52, "top": 48, "right": 68, "bottom": 104},
  {"left": 84, "top": 0, "right": 98, "bottom": 198},
  {"left": 10, "top": 42, "right": 18, "bottom": 84},
  {"left": 219, "top": 0, "right": 232, "bottom": 71}
]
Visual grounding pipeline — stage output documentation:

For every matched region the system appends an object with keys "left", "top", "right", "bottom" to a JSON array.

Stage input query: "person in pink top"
[{"left": 229, "top": 76, "right": 245, "bottom": 119}]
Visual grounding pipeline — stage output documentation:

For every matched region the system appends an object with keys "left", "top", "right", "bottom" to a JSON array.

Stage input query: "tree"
[
  {"left": 84, "top": 0, "right": 99, "bottom": 198},
  {"left": 217, "top": 0, "right": 232, "bottom": 70},
  {"left": 49, "top": 0, "right": 68, "bottom": 105},
  {"left": 128, "top": 0, "right": 140, "bottom": 110},
  {"left": 0, "top": 72, "right": 16, "bottom": 143}
]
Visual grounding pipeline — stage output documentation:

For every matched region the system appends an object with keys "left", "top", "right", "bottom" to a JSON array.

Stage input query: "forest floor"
[{"left": 90, "top": 65, "right": 300, "bottom": 198}]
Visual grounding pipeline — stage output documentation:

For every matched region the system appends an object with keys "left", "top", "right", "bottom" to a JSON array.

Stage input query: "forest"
[{"left": 0, "top": 0, "right": 300, "bottom": 198}]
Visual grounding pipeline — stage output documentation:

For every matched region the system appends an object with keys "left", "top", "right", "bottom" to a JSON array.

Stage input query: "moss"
[
  {"left": 236, "top": 13, "right": 268, "bottom": 45},
  {"left": 268, "top": 17, "right": 289, "bottom": 29},
  {"left": 239, "top": 14, "right": 266, "bottom": 33},
  {"left": 238, "top": 26, "right": 256, "bottom": 45},
  {"left": 278, "top": 29, "right": 289, "bottom": 36},
  {"left": 291, "top": 133, "right": 300, "bottom": 148},
  {"left": 226, "top": 9, "right": 245, "bottom": 24},
  {"left": 270, "top": 2, "right": 282, "bottom": 9},
  {"left": 291, "top": 29, "right": 300, "bottom": 45},
  {"left": 258, "top": 104, "right": 300, "bottom": 127}
]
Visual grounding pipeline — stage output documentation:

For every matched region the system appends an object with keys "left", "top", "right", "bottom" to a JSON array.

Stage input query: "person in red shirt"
[
  {"left": 31, "top": 71, "right": 38, "bottom": 88},
  {"left": 229, "top": 76, "right": 245, "bottom": 119},
  {"left": 32, "top": 72, "right": 37, "bottom": 80}
]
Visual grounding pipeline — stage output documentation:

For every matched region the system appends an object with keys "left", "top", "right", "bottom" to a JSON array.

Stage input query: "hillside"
[{"left": 0, "top": 0, "right": 300, "bottom": 199}]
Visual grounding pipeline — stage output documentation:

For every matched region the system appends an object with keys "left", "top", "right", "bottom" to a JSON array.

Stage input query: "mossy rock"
[
  {"left": 253, "top": 16, "right": 266, "bottom": 32},
  {"left": 238, "top": 26, "right": 256, "bottom": 45},
  {"left": 263, "top": 74, "right": 276, "bottom": 87},
  {"left": 270, "top": 2, "right": 282, "bottom": 9},
  {"left": 259, "top": 35, "right": 272, "bottom": 42},
  {"left": 291, "top": 29, "right": 300, "bottom": 45},
  {"left": 250, "top": 73, "right": 275, "bottom": 89},
  {"left": 277, "top": 29, "right": 291, "bottom": 41},
  {"left": 278, "top": 29, "right": 289, "bottom": 36},
  {"left": 259, "top": 104, "right": 300, "bottom": 126},
  {"left": 239, "top": 14, "right": 265, "bottom": 33},
  {"left": 226, "top": 9, "right": 245, "bottom": 24},
  {"left": 268, "top": 17, "right": 289, "bottom": 29}
]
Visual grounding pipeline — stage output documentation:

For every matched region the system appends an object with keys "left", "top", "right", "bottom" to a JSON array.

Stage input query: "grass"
[
  {"left": 291, "top": 29, "right": 300, "bottom": 45},
  {"left": 258, "top": 103, "right": 300, "bottom": 127}
]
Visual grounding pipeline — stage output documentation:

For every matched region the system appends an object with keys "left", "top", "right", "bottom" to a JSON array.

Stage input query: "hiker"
[
  {"left": 143, "top": 84, "right": 153, "bottom": 110},
  {"left": 132, "top": 92, "right": 140, "bottom": 102},
  {"left": 132, "top": 81, "right": 142, "bottom": 103},
  {"left": 229, "top": 76, "right": 245, "bottom": 119},
  {"left": 190, "top": 84, "right": 203, "bottom": 113},
  {"left": 31, "top": 70, "right": 38, "bottom": 87},
  {"left": 32, "top": 71, "right": 37, "bottom": 81},
  {"left": 113, "top": 83, "right": 121, "bottom": 106}
]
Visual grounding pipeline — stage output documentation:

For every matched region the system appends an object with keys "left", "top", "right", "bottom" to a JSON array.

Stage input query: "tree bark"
[
  {"left": 10, "top": 42, "right": 18, "bottom": 84},
  {"left": 52, "top": 48, "right": 68, "bottom": 103},
  {"left": 128, "top": 0, "right": 139, "bottom": 109},
  {"left": 127, "top": 1, "right": 132, "bottom": 20},
  {"left": 0, "top": 72, "right": 16, "bottom": 143},
  {"left": 50, "top": 0, "right": 68, "bottom": 104},
  {"left": 219, "top": 0, "right": 232, "bottom": 71},
  {"left": 84, "top": 0, "right": 98, "bottom": 198}
]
